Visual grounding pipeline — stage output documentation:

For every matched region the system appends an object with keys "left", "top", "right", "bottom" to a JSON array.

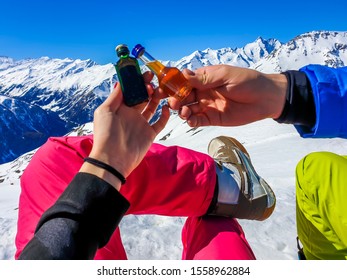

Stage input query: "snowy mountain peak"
[
  {"left": 0, "top": 56, "right": 15, "bottom": 71},
  {"left": 254, "top": 30, "right": 347, "bottom": 72},
  {"left": 1, "top": 30, "right": 347, "bottom": 163},
  {"left": 174, "top": 36, "right": 281, "bottom": 70}
]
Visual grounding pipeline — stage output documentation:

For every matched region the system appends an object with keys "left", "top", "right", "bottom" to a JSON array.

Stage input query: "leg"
[
  {"left": 296, "top": 152, "right": 347, "bottom": 259},
  {"left": 122, "top": 143, "right": 216, "bottom": 217},
  {"left": 94, "top": 228, "right": 127, "bottom": 260},
  {"left": 207, "top": 136, "right": 276, "bottom": 221},
  {"left": 181, "top": 216, "right": 256, "bottom": 260},
  {"left": 15, "top": 136, "right": 93, "bottom": 259},
  {"left": 15, "top": 136, "right": 216, "bottom": 258}
]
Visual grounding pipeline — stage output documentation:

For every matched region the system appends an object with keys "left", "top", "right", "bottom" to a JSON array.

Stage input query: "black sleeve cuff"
[
  {"left": 36, "top": 172, "right": 130, "bottom": 250},
  {"left": 274, "top": 70, "right": 316, "bottom": 127}
]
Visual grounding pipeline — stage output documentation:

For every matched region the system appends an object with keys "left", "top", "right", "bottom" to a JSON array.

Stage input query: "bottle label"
[{"left": 118, "top": 65, "right": 148, "bottom": 106}]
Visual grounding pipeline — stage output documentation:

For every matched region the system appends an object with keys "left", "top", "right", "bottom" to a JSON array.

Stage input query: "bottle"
[
  {"left": 132, "top": 44, "right": 192, "bottom": 101},
  {"left": 115, "top": 44, "right": 148, "bottom": 107}
]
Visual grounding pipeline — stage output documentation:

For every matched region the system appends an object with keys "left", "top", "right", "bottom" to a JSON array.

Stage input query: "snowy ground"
[{"left": 1, "top": 114, "right": 347, "bottom": 260}]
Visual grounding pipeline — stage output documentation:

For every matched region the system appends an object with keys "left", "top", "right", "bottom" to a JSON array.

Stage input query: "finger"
[
  {"left": 179, "top": 105, "right": 192, "bottom": 120},
  {"left": 102, "top": 83, "right": 123, "bottom": 111},
  {"left": 185, "top": 65, "right": 226, "bottom": 89},
  {"left": 154, "top": 87, "right": 169, "bottom": 99},
  {"left": 146, "top": 83, "right": 154, "bottom": 96},
  {"left": 182, "top": 68, "right": 195, "bottom": 76},
  {"left": 143, "top": 71, "right": 155, "bottom": 83},
  {"left": 168, "top": 96, "right": 181, "bottom": 110},
  {"left": 186, "top": 114, "right": 208, "bottom": 127},
  {"left": 142, "top": 96, "right": 160, "bottom": 122},
  {"left": 168, "top": 92, "right": 196, "bottom": 111},
  {"left": 151, "top": 105, "right": 170, "bottom": 134},
  {"left": 186, "top": 115, "right": 199, "bottom": 127}
]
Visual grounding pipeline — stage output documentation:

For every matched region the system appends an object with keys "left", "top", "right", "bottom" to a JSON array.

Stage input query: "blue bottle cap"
[{"left": 132, "top": 44, "right": 145, "bottom": 58}]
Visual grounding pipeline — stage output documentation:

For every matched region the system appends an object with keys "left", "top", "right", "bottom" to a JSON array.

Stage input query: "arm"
[
  {"left": 297, "top": 65, "right": 347, "bottom": 138},
  {"left": 18, "top": 173, "right": 129, "bottom": 259},
  {"left": 19, "top": 76, "right": 170, "bottom": 260},
  {"left": 168, "top": 65, "right": 288, "bottom": 127},
  {"left": 169, "top": 64, "right": 347, "bottom": 139}
]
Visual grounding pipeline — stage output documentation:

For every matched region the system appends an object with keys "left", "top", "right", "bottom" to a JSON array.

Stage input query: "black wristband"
[{"left": 84, "top": 157, "right": 126, "bottom": 185}]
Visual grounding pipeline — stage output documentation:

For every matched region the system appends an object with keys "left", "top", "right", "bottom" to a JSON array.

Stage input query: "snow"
[
  {"left": 1, "top": 115, "right": 346, "bottom": 260},
  {"left": 1, "top": 30, "right": 347, "bottom": 260},
  {"left": 0, "top": 56, "right": 115, "bottom": 95}
]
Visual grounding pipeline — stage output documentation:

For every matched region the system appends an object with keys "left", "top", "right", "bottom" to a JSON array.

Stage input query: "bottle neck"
[
  {"left": 138, "top": 51, "right": 165, "bottom": 74},
  {"left": 119, "top": 53, "right": 129, "bottom": 59}
]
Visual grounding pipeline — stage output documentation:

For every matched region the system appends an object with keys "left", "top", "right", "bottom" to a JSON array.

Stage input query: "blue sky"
[{"left": 1, "top": 0, "right": 346, "bottom": 65}]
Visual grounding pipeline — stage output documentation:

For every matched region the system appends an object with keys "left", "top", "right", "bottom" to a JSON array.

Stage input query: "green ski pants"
[{"left": 296, "top": 151, "right": 347, "bottom": 259}]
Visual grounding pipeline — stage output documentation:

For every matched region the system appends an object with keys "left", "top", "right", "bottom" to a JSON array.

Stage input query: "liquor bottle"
[
  {"left": 132, "top": 44, "right": 192, "bottom": 101},
  {"left": 115, "top": 44, "right": 148, "bottom": 106}
]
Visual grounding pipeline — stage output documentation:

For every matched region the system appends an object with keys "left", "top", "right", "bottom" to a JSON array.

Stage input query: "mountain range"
[{"left": 0, "top": 30, "right": 347, "bottom": 163}]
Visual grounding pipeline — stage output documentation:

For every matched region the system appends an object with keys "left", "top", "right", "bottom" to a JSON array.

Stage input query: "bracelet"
[{"left": 84, "top": 157, "right": 126, "bottom": 185}]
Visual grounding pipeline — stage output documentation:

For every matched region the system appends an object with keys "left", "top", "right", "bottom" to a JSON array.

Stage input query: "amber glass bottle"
[
  {"left": 132, "top": 44, "right": 192, "bottom": 101},
  {"left": 115, "top": 44, "right": 148, "bottom": 106}
]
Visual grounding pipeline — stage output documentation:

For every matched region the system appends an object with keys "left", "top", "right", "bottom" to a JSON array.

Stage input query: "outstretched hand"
[
  {"left": 84, "top": 75, "right": 169, "bottom": 188},
  {"left": 168, "top": 65, "right": 287, "bottom": 127}
]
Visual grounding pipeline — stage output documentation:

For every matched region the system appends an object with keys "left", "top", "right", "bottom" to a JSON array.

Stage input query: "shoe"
[{"left": 207, "top": 136, "right": 276, "bottom": 221}]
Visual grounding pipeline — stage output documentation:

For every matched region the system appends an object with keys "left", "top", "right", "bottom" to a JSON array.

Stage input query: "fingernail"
[{"left": 113, "top": 82, "right": 118, "bottom": 89}]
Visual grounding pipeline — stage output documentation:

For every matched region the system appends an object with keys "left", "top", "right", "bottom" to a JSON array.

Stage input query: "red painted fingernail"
[{"left": 113, "top": 82, "right": 118, "bottom": 89}]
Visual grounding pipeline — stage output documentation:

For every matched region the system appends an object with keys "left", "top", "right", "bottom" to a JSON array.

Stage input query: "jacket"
[{"left": 299, "top": 65, "right": 347, "bottom": 138}]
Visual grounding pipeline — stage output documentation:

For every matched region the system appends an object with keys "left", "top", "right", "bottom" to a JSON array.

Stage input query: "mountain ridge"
[{"left": 0, "top": 30, "right": 346, "bottom": 163}]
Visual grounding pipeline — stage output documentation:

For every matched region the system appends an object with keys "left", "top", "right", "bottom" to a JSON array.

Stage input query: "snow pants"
[
  {"left": 15, "top": 136, "right": 255, "bottom": 260},
  {"left": 296, "top": 152, "right": 347, "bottom": 259}
]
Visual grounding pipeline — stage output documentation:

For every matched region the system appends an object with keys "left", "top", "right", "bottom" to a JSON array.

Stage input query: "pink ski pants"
[{"left": 15, "top": 135, "right": 255, "bottom": 260}]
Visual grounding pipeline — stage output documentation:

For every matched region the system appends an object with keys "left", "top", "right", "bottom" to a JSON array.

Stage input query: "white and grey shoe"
[{"left": 207, "top": 136, "right": 276, "bottom": 221}]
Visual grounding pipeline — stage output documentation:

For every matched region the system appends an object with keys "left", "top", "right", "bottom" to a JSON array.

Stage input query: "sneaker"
[{"left": 207, "top": 136, "right": 276, "bottom": 221}]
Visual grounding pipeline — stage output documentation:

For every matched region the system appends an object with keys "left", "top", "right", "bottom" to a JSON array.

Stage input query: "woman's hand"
[{"left": 81, "top": 72, "right": 170, "bottom": 189}]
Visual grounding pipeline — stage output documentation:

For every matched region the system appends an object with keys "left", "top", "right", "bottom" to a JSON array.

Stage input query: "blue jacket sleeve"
[{"left": 298, "top": 65, "right": 347, "bottom": 138}]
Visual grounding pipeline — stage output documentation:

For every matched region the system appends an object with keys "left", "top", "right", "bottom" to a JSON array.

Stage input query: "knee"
[
  {"left": 296, "top": 151, "right": 347, "bottom": 195},
  {"left": 296, "top": 152, "right": 341, "bottom": 180},
  {"left": 22, "top": 136, "right": 92, "bottom": 185}
]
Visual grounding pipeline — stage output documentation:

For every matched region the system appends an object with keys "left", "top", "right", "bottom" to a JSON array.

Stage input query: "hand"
[
  {"left": 81, "top": 78, "right": 170, "bottom": 189},
  {"left": 168, "top": 65, "right": 287, "bottom": 127}
]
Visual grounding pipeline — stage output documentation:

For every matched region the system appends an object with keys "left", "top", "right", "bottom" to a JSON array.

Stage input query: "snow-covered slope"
[
  {"left": 0, "top": 57, "right": 115, "bottom": 122},
  {"left": 253, "top": 31, "right": 347, "bottom": 72},
  {"left": 0, "top": 58, "right": 116, "bottom": 163}
]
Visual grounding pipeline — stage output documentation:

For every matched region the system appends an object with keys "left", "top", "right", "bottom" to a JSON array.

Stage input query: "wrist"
[
  {"left": 263, "top": 73, "right": 287, "bottom": 119},
  {"left": 80, "top": 162, "right": 123, "bottom": 191},
  {"left": 88, "top": 150, "right": 129, "bottom": 177}
]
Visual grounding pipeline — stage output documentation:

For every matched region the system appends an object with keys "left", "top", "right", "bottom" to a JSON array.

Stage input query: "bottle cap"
[
  {"left": 115, "top": 44, "right": 129, "bottom": 57},
  {"left": 131, "top": 44, "right": 145, "bottom": 58}
]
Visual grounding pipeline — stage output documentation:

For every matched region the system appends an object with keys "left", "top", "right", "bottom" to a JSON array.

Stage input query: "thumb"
[{"left": 183, "top": 65, "right": 226, "bottom": 90}]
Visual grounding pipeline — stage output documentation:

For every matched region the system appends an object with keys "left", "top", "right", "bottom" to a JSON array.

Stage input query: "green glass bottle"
[{"left": 115, "top": 44, "right": 148, "bottom": 106}]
